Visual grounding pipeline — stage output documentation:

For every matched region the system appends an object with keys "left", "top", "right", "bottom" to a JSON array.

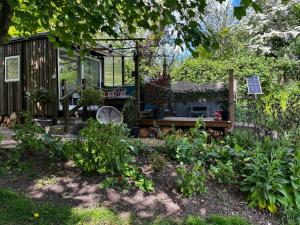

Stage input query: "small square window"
[{"left": 5, "top": 55, "right": 20, "bottom": 82}]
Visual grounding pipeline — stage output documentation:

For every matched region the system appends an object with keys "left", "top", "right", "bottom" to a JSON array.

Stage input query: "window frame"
[{"left": 5, "top": 55, "right": 21, "bottom": 82}]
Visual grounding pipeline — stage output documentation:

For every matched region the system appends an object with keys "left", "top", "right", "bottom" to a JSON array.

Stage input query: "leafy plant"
[
  {"left": 43, "top": 134, "right": 67, "bottom": 162},
  {"left": 79, "top": 87, "right": 103, "bottom": 110},
  {"left": 26, "top": 88, "right": 53, "bottom": 116},
  {"left": 282, "top": 208, "right": 300, "bottom": 225},
  {"left": 150, "top": 151, "right": 167, "bottom": 172},
  {"left": 71, "top": 119, "right": 131, "bottom": 175},
  {"left": 12, "top": 112, "right": 44, "bottom": 163},
  {"left": 122, "top": 96, "right": 138, "bottom": 128},
  {"left": 123, "top": 165, "right": 154, "bottom": 192},
  {"left": 176, "top": 161, "right": 206, "bottom": 197},
  {"left": 209, "top": 160, "right": 236, "bottom": 185},
  {"left": 278, "top": 148, "right": 300, "bottom": 214},
  {"left": 128, "top": 138, "right": 149, "bottom": 155},
  {"left": 241, "top": 138, "right": 291, "bottom": 213},
  {"left": 70, "top": 119, "right": 153, "bottom": 192}
]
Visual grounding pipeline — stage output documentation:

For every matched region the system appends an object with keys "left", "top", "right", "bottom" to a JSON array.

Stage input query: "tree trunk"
[{"left": 0, "top": 0, "right": 14, "bottom": 45}]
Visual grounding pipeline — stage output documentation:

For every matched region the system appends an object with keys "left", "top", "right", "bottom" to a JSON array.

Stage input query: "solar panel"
[{"left": 246, "top": 75, "right": 263, "bottom": 95}]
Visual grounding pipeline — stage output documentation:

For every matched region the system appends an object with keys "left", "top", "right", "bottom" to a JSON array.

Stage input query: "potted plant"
[
  {"left": 79, "top": 87, "right": 103, "bottom": 117},
  {"left": 217, "top": 99, "right": 229, "bottom": 121},
  {"left": 144, "top": 74, "right": 170, "bottom": 119}
]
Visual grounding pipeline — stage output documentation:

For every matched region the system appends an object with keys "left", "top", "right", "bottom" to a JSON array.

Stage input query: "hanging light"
[{"left": 108, "top": 44, "right": 113, "bottom": 53}]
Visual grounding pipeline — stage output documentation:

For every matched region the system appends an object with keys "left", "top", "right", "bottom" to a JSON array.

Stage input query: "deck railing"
[{"left": 60, "top": 79, "right": 86, "bottom": 133}]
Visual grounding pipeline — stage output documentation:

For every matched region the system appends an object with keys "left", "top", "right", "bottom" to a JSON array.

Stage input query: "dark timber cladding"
[{"left": 0, "top": 35, "right": 57, "bottom": 116}]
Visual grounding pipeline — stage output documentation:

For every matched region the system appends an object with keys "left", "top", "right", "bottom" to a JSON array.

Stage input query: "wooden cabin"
[{"left": 0, "top": 33, "right": 126, "bottom": 120}]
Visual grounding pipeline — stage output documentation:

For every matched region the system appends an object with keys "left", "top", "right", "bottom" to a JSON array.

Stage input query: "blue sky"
[{"left": 232, "top": 0, "right": 241, "bottom": 7}]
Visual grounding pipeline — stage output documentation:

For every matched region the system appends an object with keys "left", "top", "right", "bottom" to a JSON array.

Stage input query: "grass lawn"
[{"left": 0, "top": 189, "right": 251, "bottom": 225}]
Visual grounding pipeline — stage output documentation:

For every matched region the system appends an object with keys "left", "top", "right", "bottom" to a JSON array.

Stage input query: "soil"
[{"left": 0, "top": 133, "right": 280, "bottom": 225}]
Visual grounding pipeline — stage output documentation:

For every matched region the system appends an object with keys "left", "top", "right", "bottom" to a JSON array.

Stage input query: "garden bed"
[{"left": 0, "top": 152, "right": 280, "bottom": 225}]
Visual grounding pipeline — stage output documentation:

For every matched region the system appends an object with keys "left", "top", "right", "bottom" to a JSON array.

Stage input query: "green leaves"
[
  {"left": 3, "top": 0, "right": 258, "bottom": 51},
  {"left": 233, "top": 7, "right": 247, "bottom": 20},
  {"left": 176, "top": 161, "right": 206, "bottom": 197}
]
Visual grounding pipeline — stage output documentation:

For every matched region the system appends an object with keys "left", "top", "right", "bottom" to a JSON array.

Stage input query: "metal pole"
[{"left": 229, "top": 69, "right": 235, "bottom": 131}]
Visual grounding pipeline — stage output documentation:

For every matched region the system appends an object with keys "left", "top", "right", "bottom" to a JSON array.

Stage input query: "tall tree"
[
  {"left": 0, "top": 0, "right": 259, "bottom": 50},
  {"left": 242, "top": 0, "right": 300, "bottom": 57}
]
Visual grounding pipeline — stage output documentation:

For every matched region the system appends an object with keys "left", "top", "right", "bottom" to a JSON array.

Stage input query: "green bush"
[
  {"left": 225, "top": 129, "right": 259, "bottom": 150},
  {"left": 79, "top": 87, "right": 103, "bottom": 108},
  {"left": 128, "top": 138, "right": 149, "bottom": 155},
  {"left": 43, "top": 134, "right": 68, "bottom": 162},
  {"left": 241, "top": 137, "right": 292, "bottom": 213},
  {"left": 150, "top": 151, "right": 167, "bottom": 172},
  {"left": 209, "top": 160, "right": 236, "bottom": 185},
  {"left": 71, "top": 119, "right": 131, "bottom": 175},
  {"left": 161, "top": 119, "right": 208, "bottom": 163},
  {"left": 176, "top": 161, "right": 206, "bottom": 197},
  {"left": 11, "top": 112, "right": 44, "bottom": 163},
  {"left": 70, "top": 119, "right": 153, "bottom": 192},
  {"left": 122, "top": 96, "right": 138, "bottom": 128},
  {"left": 10, "top": 112, "right": 68, "bottom": 165}
]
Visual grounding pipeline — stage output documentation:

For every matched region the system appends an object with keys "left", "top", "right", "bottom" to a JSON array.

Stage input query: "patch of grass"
[
  {"left": 0, "top": 189, "right": 129, "bottom": 225},
  {"left": 0, "top": 189, "right": 252, "bottom": 225},
  {"left": 36, "top": 175, "right": 58, "bottom": 188}
]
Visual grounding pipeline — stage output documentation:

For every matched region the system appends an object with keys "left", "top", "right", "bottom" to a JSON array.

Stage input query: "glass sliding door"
[
  {"left": 104, "top": 57, "right": 114, "bottom": 86},
  {"left": 58, "top": 50, "right": 80, "bottom": 98},
  {"left": 114, "top": 57, "right": 122, "bottom": 86},
  {"left": 104, "top": 57, "right": 123, "bottom": 87},
  {"left": 58, "top": 49, "right": 102, "bottom": 110},
  {"left": 82, "top": 58, "right": 101, "bottom": 88}
]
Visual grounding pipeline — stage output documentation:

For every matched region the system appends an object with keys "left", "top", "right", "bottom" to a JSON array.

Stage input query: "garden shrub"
[
  {"left": 150, "top": 151, "right": 167, "bottom": 172},
  {"left": 79, "top": 87, "right": 103, "bottom": 109},
  {"left": 240, "top": 137, "right": 293, "bottom": 213},
  {"left": 70, "top": 119, "right": 153, "bottom": 192},
  {"left": 122, "top": 96, "right": 138, "bottom": 128},
  {"left": 176, "top": 161, "right": 206, "bottom": 197},
  {"left": 209, "top": 160, "right": 236, "bottom": 185},
  {"left": 128, "top": 138, "right": 149, "bottom": 155},
  {"left": 14, "top": 112, "right": 44, "bottom": 152},
  {"left": 11, "top": 112, "right": 45, "bottom": 164},
  {"left": 161, "top": 118, "right": 208, "bottom": 163},
  {"left": 283, "top": 208, "right": 300, "bottom": 225},
  {"left": 43, "top": 134, "right": 68, "bottom": 162},
  {"left": 10, "top": 112, "right": 68, "bottom": 165},
  {"left": 71, "top": 119, "right": 131, "bottom": 175},
  {"left": 225, "top": 129, "right": 259, "bottom": 150}
]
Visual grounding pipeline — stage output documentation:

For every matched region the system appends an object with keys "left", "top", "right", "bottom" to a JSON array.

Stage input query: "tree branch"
[{"left": 0, "top": 0, "right": 14, "bottom": 45}]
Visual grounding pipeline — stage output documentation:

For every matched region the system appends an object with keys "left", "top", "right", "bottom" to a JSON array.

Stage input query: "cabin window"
[
  {"left": 114, "top": 57, "right": 122, "bottom": 86},
  {"left": 104, "top": 57, "right": 122, "bottom": 87},
  {"left": 59, "top": 50, "right": 80, "bottom": 97},
  {"left": 5, "top": 55, "right": 20, "bottom": 82},
  {"left": 82, "top": 58, "right": 101, "bottom": 87}
]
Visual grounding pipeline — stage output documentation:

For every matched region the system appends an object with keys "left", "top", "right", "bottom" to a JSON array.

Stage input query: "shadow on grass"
[
  {"left": 0, "top": 189, "right": 129, "bottom": 225},
  {"left": 0, "top": 189, "right": 252, "bottom": 225}
]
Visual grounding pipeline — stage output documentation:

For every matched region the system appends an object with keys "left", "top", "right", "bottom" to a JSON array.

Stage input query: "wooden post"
[
  {"left": 121, "top": 56, "right": 125, "bottom": 86},
  {"left": 81, "top": 79, "right": 87, "bottom": 121},
  {"left": 63, "top": 97, "right": 69, "bottom": 133},
  {"left": 61, "top": 79, "right": 69, "bottom": 133},
  {"left": 228, "top": 69, "right": 235, "bottom": 131},
  {"left": 134, "top": 41, "right": 141, "bottom": 119},
  {"left": 61, "top": 79, "right": 66, "bottom": 97}
]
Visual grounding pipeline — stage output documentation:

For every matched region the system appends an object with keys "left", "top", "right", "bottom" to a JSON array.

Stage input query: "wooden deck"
[{"left": 139, "top": 117, "right": 231, "bottom": 129}]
